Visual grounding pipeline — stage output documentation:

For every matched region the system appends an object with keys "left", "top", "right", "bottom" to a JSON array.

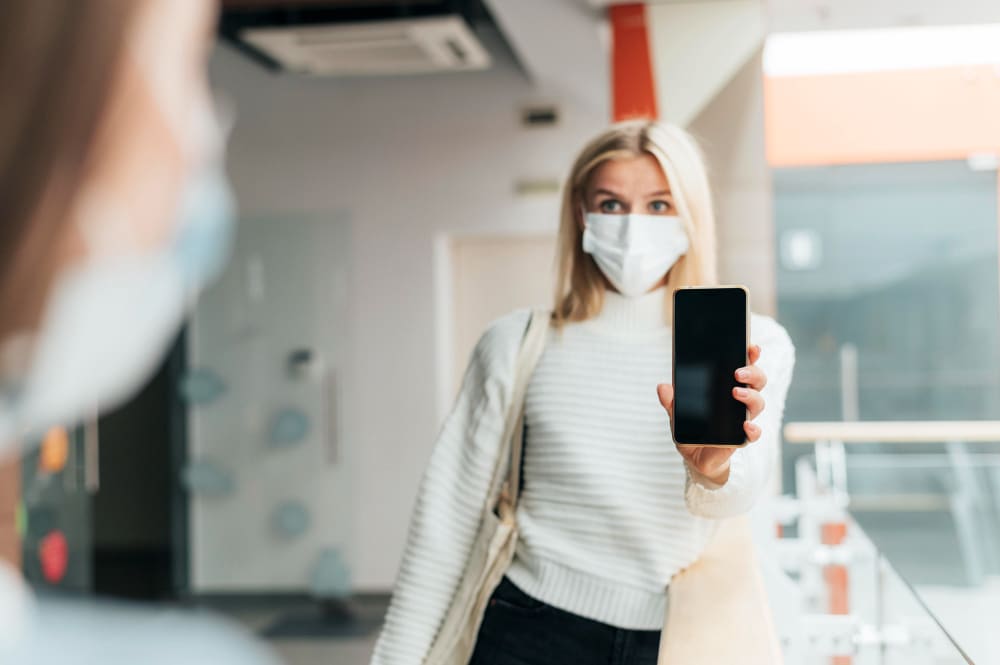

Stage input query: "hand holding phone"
[{"left": 656, "top": 286, "right": 768, "bottom": 484}]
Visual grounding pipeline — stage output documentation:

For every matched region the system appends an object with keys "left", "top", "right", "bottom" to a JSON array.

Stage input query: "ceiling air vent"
[{"left": 241, "top": 15, "right": 491, "bottom": 76}]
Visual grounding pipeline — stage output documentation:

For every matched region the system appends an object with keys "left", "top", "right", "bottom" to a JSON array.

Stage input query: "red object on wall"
[
  {"left": 39, "top": 530, "right": 68, "bottom": 584},
  {"left": 610, "top": 3, "right": 658, "bottom": 122}
]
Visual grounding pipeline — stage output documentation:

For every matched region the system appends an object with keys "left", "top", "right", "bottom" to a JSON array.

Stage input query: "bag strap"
[{"left": 495, "top": 309, "right": 549, "bottom": 518}]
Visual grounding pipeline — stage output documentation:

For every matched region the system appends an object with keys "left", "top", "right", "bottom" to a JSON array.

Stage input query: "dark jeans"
[{"left": 469, "top": 577, "right": 661, "bottom": 665}]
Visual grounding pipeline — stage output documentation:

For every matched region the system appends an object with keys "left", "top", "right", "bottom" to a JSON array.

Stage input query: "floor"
[
  {"left": 199, "top": 508, "right": 999, "bottom": 665},
  {"left": 190, "top": 573, "right": 1000, "bottom": 665},
  {"left": 915, "top": 579, "right": 1000, "bottom": 665},
  {"left": 222, "top": 596, "right": 386, "bottom": 665},
  {"left": 269, "top": 636, "right": 377, "bottom": 665}
]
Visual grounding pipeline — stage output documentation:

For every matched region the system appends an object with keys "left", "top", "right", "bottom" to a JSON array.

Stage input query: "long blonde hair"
[{"left": 552, "top": 120, "right": 718, "bottom": 328}]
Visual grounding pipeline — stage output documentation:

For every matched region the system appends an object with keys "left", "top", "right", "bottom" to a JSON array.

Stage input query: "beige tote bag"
[
  {"left": 424, "top": 309, "right": 783, "bottom": 665},
  {"left": 660, "top": 515, "right": 784, "bottom": 664},
  {"left": 423, "top": 309, "right": 549, "bottom": 665}
]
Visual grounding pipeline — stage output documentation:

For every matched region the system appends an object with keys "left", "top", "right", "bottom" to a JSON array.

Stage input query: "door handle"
[{"left": 83, "top": 415, "right": 99, "bottom": 494}]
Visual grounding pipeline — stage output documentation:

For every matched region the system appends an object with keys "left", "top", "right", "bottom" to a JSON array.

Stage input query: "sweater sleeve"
[
  {"left": 369, "top": 310, "right": 529, "bottom": 665},
  {"left": 684, "top": 315, "right": 795, "bottom": 519}
]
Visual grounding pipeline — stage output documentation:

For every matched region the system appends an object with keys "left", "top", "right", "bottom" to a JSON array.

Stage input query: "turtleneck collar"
[{"left": 582, "top": 286, "right": 670, "bottom": 336}]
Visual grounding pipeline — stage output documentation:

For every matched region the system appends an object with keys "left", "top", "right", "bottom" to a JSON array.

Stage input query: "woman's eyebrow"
[
  {"left": 646, "top": 189, "right": 672, "bottom": 197},
  {"left": 593, "top": 188, "right": 624, "bottom": 198}
]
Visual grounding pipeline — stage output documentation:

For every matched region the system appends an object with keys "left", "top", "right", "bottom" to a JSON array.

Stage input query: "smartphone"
[{"left": 671, "top": 286, "right": 750, "bottom": 447}]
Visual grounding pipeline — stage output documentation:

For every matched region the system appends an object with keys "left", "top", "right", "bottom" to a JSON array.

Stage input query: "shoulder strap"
[{"left": 496, "top": 309, "right": 549, "bottom": 517}]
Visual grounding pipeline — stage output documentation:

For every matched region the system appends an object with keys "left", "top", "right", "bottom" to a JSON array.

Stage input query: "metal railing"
[
  {"left": 783, "top": 420, "right": 1000, "bottom": 586},
  {"left": 764, "top": 420, "right": 1000, "bottom": 662}
]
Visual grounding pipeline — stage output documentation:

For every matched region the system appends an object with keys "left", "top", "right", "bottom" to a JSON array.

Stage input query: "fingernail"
[
  {"left": 735, "top": 387, "right": 748, "bottom": 398},
  {"left": 736, "top": 369, "right": 750, "bottom": 381}
]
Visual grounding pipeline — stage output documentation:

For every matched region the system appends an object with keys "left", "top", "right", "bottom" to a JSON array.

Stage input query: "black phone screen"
[{"left": 672, "top": 287, "right": 748, "bottom": 446}]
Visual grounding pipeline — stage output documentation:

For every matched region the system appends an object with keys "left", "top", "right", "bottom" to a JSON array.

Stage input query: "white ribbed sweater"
[{"left": 371, "top": 288, "right": 795, "bottom": 664}]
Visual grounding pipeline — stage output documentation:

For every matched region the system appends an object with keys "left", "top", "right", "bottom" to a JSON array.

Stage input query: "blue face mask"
[
  {"left": 172, "top": 155, "right": 237, "bottom": 292},
  {"left": 0, "top": 101, "right": 238, "bottom": 445}
]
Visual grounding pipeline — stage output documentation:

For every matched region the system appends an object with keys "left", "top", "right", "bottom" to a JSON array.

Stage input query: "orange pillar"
[
  {"left": 822, "top": 521, "right": 850, "bottom": 665},
  {"left": 610, "top": 3, "right": 658, "bottom": 122}
]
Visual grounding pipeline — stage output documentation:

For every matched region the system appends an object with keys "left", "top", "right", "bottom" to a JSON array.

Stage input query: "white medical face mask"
[
  {"left": 0, "top": 78, "right": 235, "bottom": 448},
  {"left": 582, "top": 212, "right": 690, "bottom": 297}
]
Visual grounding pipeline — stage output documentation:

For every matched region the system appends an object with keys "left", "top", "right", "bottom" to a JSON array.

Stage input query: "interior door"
[{"left": 449, "top": 233, "right": 557, "bottom": 394}]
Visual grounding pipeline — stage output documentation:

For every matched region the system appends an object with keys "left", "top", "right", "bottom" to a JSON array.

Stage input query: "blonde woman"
[{"left": 371, "top": 120, "right": 795, "bottom": 665}]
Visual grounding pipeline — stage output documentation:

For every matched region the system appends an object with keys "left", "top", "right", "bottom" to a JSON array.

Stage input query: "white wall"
[
  {"left": 690, "top": 50, "right": 776, "bottom": 316},
  {"left": 209, "top": 37, "right": 609, "bottom": 590},
  {"left": 648, "top": 1, "right": 764, "bottom": 127}
]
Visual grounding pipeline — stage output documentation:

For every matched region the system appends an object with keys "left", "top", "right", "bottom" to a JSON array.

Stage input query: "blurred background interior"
[{"left": 4, "top": 0, "right": 1000, "bottom": 663}]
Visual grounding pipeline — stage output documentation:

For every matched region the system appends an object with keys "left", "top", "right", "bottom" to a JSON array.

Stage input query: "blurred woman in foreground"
[{"left": 0, "top": 2, "right": 272, "bottom": 662}]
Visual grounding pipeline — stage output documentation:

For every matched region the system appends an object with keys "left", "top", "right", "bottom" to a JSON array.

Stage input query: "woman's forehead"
[{"left": 589, "top": 155, "right": 671, "bottom": 194}]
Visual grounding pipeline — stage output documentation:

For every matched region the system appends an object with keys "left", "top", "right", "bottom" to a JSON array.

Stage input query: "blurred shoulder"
[
  {"left": 750, "top": 313, "right": 795, "bottom": 360},
  {"left": 470, "top": 308, "right": 534, "bottom": 368}
]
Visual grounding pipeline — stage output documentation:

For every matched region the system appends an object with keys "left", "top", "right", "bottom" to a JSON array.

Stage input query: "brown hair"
[
  {"left": 0, "top": 0, "right": 139, "bottom": 334},
  {"left": 552, "top": 119, "right": 719, "bottom": 328}
]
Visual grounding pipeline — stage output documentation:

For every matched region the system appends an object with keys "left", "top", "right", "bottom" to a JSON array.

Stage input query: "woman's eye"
[
  {"left": 649, "top": 200, "right": 672, "bottom": 213},
  {"left": 599, "top": 199, "right": 624, "bottom": 213}
]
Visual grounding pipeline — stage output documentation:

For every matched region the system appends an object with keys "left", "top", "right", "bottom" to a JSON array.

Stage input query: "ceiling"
[
  {"left": 220, "top": 0, "right": 492, "bottom": 29},
  {"left": 764, "top": 0, "right": 1000, "bottom": 33},
  {"left": 219, "top": 0, "right": 509, "bottom": 75},
  {"left": 216, "top": 0, "right": 610, "bottom": 113},
  {"left": 582, "top": 0, "right": 1000, "bottom": 32},
  {"left": 221, "top": 0, "right": 443, "bottom": 8}
]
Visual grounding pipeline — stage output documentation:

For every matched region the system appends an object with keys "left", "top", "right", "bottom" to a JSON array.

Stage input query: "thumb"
[{"left": 656, "top": 383, "right": 674, "bottom": 411}]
